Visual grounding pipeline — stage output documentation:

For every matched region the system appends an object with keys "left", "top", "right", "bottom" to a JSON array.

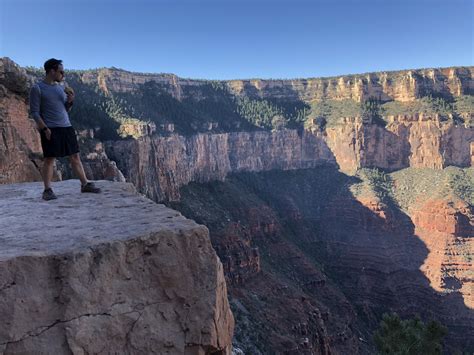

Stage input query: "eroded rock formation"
[
  {"left": 410, "top": 199, "right": 473, "bottom": 309},
  {"left": 1, "top": 57, "right": 473, "bottom": 353},
  {"left": 106, "top": 130, "right": 334, "bottom": 201},
  {"left": 324, "top": 114, "right": 473, "bottom": 173},
  {"left": 0, "top": 57, "right": 42, "bottom": 183},
  {"left": 0, "top": 180, "right": 234, "bottom": 354},
  {"left": 170, "top": 168, "right": 473, "bottom": 353},
  {"left": 106, "top": 116, "right": 473, "bottom": 201},
  {"left": 79, "top": 65, "right": 473, "bottom": 103}
]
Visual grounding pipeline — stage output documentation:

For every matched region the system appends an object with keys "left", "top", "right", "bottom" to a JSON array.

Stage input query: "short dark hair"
[{"left": 44, "top": 58, "right": 63, "bottom": 73}]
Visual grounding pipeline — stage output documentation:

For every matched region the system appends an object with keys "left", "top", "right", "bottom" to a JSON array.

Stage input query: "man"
[{"left": 29, "top": 58, "right": 101, "bottom": 200}]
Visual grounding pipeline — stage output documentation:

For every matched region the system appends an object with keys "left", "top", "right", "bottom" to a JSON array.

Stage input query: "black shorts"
[{"left": 40, "top": 126, "right": 80, "bottom": 158}]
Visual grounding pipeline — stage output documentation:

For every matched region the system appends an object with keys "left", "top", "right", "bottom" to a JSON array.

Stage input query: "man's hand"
[
  {"left": 65, "top": 86, "right": 75, "bottom": 103},
  {"left": 37, "top": 125, "right": 51, "bottom": 140},
  {"left": 44, "top": 128, "right": 51, "bottom": 141}
]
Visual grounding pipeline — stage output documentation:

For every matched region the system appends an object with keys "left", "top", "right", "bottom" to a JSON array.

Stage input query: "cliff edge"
[{"left": 0, "top": 180, "right": 234, "bottom": 354}]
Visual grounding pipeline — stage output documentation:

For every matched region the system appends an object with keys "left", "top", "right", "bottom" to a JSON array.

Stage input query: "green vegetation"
[
  {"left": 351, "top": 167, "right": 473, "bottom": 212},
  {"left": 389, "top": 167, "right": 474, "bottom": 211},
  {"left": 63, "top": 73, "right": 122, "bottom": 140},
  {"left": 236, "top": 96, "right": 309, "bottom": 129},
  {"left": 94, "top": 80, "right": 312, "bottom": 133},
  {"left": 307, "top": 99, "right": 361, "bottom": 127},
  {"left": 305, "top": 98, "right": 385, "bottom": 127},
  {"left": 25, "top": 67, "right": 473, "bottom": 137},
  {"left": 351, "top": 168, "right": 393, "bottom": 203},
  {"left": 374, "top": 313, "right": 447, "bottom": 355},
  {"left": 381, "top": 95, "right": 472, "bottom": 126},
  {"left": 306, "top": 95, "right": 472, "bottom": 129}
]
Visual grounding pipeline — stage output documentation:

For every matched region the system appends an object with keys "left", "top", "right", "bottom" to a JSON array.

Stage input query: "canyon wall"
[
  {"left": 0, "top": 58, "right": 43, "bottom": 183},
  {"left": 2, "top": 57, "right": 471, "bottom": 194},
  {"left": 324, "top": 114, "right": 473, "bottom": 173},
  {"left": 1, "top": 57, "right": 473, "bottom": 353},
  {"left": 410, "top": 199, "right": 473, "bottom": 309},
  {"left": 170, "top": 168, "right": 473, "bottom": 353},
  {"left": 105, "top": 130, "right": 334, "bottom": 201},
  {"left": 79, "top": 65, "right": 473, "bottom": 102},
  {"left": 107, "top": 117, "right": 473, "bottom": 201},
  {"left": 318, "top": 193, "right": 473, "bottom": 350}
]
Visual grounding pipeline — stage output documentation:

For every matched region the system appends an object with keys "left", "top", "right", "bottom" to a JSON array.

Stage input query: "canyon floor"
[{"left": 169, "top": 166, "right": 473, "bottom": 354}]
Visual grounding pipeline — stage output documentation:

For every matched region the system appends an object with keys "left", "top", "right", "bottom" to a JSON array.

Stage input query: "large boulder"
[{"left": 0, "top": 180, "right": 234, "bottom": 354}]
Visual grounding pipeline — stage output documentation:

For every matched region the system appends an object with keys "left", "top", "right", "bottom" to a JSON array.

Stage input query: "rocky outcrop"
[
  {"left": 0, "top": 180, "right": 234, "bottom": 354},
  {"left": 118, "top": 121, "right": 157, "bottom": 139},
  {"left": 0, "top": 57, "right": 42, "bottom": 183},
  {"left": 106, "top": 117, "right": 473, "bottom": 201},
  {"left": 79, "top": 65, "right": 473, "bottom": 103},
  {"left": 317, "top": 192, "right": 473, "bottom": 352},
  {"left": 56, "top": 131, "right": 125, "bottom": 183},
  {"left": 410, "top": 199, "right": 473, "bottom": 309},
  {"left": 324, "top": 114, "right": 473, "bottom": 173},
  {"left": 106, "top": 130, "right": 335, "bottom": 201}
]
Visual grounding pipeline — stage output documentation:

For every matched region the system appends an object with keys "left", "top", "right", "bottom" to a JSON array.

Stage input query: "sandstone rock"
[
  {"left": 325, "top": 115, "right": 474, "bottom": 174},
  {"left": 410, "top": 199, "right": 474, "bottom": 308},
  {"left": 105, "top": 130, "right": 335, "bottom": 201},
  {"left": 0, "top": 58, "right": 43, "bottom": 184},
  {"left": 0, "top": 180, "right": 234, "bottom": 354},
  {"left": 0, "top": 57, "right": 29, "bottom": 95},
  {"left": 78, "top": 64, "right": 473, "bottom": 103},
  {"left": 57, "top": 137, "right": 126, "bottom": 183},
  {"left": 106, "top": 118, "right": 473, "bottom": 202}
]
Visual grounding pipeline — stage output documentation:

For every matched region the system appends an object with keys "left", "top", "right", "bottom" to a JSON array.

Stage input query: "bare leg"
[
  {"left": 42, "top": 157, "right": 55, "bottom": 190},
  {"left": 69, "top": 153, "right": 88, "bottom": 186}
]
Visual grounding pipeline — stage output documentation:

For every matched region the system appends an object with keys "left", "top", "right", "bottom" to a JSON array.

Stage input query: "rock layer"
[
  {"left": 0, "top": 58, "right": 42, "bottom": 183},
  {"left": 78, "top": 65, "right": 473, "bottom": 103},
  {"left": 410, "top": 199, "right": 474, "bottom": 309},
  {"left": 107, "top": 116, "right": 473, "bottom": 201},
  {"left": 106, "top": 130, "right": 334, "bottom": 201},
  {"left": 0, "top": 180, "right": 234, "bottom": 354},
  {"left": 325, "top": 114, "right": 473, "bottom": 173}
]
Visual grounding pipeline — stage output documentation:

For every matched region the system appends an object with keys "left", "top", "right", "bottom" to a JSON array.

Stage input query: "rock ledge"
[{"left": 0, "top": 180, "right": 234, "bottom": 354}]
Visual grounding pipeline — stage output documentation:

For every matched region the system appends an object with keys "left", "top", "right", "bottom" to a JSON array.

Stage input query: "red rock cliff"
[
  {"left": 0, "top": 58, "right": 42, "bottom": 183},
  {"left": 80, "top": 66, "right": 473, "bottom": 103}
]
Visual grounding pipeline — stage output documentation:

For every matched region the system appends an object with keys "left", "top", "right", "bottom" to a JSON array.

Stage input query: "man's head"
[{"left": 44, "top": 58, "right": 64, "bottom": 82}]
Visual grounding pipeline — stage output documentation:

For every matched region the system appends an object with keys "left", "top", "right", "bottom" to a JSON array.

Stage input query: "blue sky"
[{"left": 1, "top": 0, "right": 472, "bottom": 79}]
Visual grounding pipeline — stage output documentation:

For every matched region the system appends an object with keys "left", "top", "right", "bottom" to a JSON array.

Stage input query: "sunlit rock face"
[
  {"left": 1, "top": 56, "right": 473, "bottom": 354},
  {"left": 0, "top": 57, "right": 42, "bottom": 183},
  {"left": 0, "top": 180, "right": 234, "bottom": 354},
  {"left": 410, "top": 199, "right": 474, "bottom": 309},
  {"left": 81, "top": 65, "right": 473, "bottom": 103},
  {"left": 106, "top": 130, "right": 335, "bottom": 201},
  {"left": 324, "top": 114, "right": 473, "bottom": 173}
]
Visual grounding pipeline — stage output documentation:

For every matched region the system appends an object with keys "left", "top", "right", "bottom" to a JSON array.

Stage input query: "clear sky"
[{"left": 1, "top": 0, "right": 472, "bottom": 80}]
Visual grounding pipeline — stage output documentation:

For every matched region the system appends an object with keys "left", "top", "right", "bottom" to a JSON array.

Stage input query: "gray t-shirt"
[{"left": 29, "top": 81, "right": 72, "bottom": 128}]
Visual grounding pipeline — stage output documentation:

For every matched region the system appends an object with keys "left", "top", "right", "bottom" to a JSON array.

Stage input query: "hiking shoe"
[
  {"left": 81, "top": 182, "right": 101, "bottom": 193},
  {"left": 42, "top": 188, "right": 57, "bottom": 201}
]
